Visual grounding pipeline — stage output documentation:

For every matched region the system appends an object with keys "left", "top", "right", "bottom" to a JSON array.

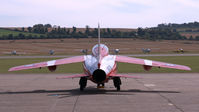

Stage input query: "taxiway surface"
[{"left": 0, "top": 73, "right": 198, "bottom": 112}]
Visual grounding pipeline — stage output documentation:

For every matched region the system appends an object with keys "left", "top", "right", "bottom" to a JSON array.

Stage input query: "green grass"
[
  {"left": 0, "top": 29, "right": 44, "bottom": 37},
  {"left": 1, "top": 56, "right": 198, "bottom": 74}
]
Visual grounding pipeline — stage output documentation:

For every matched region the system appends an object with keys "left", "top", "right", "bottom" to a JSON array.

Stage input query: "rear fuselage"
[{"left": 83, "top": 44, "right": 117, "bottom": 83}]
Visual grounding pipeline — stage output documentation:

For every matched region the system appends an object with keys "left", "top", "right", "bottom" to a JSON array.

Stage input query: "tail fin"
[
  {"left": 97, "top": 23, "right": 101, "bottom": 68},
  {"left": 98, "top": 23, "right": 101, "bottom": 58}
]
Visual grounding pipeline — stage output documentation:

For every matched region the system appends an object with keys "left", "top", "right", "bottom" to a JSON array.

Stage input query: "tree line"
[
  {"left": 1, "top": 23, "right": 199, "bottom": 40},
  {"left": 158, "top": 21, "right": 199, "bottom": 28}
]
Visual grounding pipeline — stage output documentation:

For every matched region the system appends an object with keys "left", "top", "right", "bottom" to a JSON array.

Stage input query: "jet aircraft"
[{"left": 9, "top": 24, "right": 191, "bottom": 91}]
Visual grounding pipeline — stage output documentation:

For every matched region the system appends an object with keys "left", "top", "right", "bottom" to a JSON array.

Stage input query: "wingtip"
[
  {"left": 187, "top": 67, "right": 192, "bottom": 71},
  {"left": 8, "top": 67, "right": 16, "bottom": 72},
  {"left": 183, "top": 66, "right": 191, "bottom": 71},
  {"left": 8, "top": 68, "right": 13, "bottom": 72}
]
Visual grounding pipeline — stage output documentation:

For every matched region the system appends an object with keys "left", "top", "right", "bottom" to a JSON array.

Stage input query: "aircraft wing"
[
  {"left": 115, "top": 55, "right": 191, "bottom": 71},
  {"left": 56, "top": 74, "right": 89, "bottom": 79},
  {"left": 9, "top": 56, "right": 85, "bottom": 71}
]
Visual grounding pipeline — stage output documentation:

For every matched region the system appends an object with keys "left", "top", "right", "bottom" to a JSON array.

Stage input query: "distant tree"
[
  {"left": 44, "top": 27, "right": 48, "bottom": 33},
  {"left": 33, "top": 35, "right": 38, "bottom": 39},
  {"left": 13, "top": 29, "right": 19, "bottom": 32},
  {"left": 8, "top": 34, "right": 13, "bottom": 40},
  {"left": 22, "top": 27, "right": 25, "bottom": 32},
  {"left": 66, "top": 29, "right": 70, "bottom": 35},
  {"left": 27, "top": 34, "right": 32, "bottom": 39},
  {"left": 33, "top": 24, "right": 45, "bottom": 34},
  {"left": 92, "top": 28, "right": 98, "bottom": 37},
  {"left": 63, "top": 27, "right": 66, "bottom": 33},
  {"left": 44, "top": 24, "right": 52, "bottom": 28},
  {"left": 72, "top": 26, "right": 77, "bottom": 35},
  {"left": 85, "top": 25, "right": 90, "bottom": 36},
  {"left": 195, "top": 36, "right": 199, "bottom": 41},
  {"left": 137, "top": 28, "right": 145, "bottom": 36},
  {"left": 27, "top": 27, "right": 32, "bottom": 33},
  {"left": 8, "top": 34, "right": 13, "bottom": 38},
  {"left": 18, "top": 33, "right": 25, "bottom": 38},
  {"left": 189, "top": 36, "right": 193, "bottom": 40},
  {"left": 40, "top": 35, "right": 45, "bottom": 39},
  {"left": 57, "top": 26, "right": 61, "bottom": 33}
]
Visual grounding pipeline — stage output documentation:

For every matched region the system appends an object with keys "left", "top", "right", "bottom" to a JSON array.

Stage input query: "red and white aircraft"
[{"left": 9, "top": 25, "right": 191, "bottom": 91}]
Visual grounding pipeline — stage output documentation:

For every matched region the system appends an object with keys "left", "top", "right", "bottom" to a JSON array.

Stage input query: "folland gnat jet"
[{"left": 9, "top": 24, "right": 191, "bottom": 91}]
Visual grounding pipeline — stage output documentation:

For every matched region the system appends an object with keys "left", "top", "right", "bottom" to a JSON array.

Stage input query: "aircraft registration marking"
[{"left": 47, "top": 60, "right": 56, "bottom": 66}]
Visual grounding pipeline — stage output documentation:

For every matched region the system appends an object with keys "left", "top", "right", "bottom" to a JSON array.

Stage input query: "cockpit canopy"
[{"left": 92, "top": 44, "right": 109, "bottom": 57}]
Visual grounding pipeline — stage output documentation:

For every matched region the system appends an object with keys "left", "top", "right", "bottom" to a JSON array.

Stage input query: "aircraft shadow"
[{"left": 0, "top": 87, "right": 180, "bottom": 98}]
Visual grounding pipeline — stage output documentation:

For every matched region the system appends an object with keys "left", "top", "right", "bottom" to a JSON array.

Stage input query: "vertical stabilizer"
[
  {"left": 98, "top": 23, "right": 101, "bottom": 57},
  {"left": 98, "top": 23, "right": 101, "bottom": 68}
]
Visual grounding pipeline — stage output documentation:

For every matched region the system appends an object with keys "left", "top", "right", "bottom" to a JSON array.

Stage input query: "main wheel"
[
  {"left": 113, "top": 77, "right": 121, "bottom": 91},
  {"left": 79, "top": 77, "right": 87, "bottom": 91},
  {"left": 116, "top": 85, "right": 120, "bottom": 91}
]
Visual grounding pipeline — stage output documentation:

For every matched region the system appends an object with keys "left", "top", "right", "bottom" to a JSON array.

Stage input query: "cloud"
[{"left": 0, "top": 0, "right": 199, "bottom": 28}]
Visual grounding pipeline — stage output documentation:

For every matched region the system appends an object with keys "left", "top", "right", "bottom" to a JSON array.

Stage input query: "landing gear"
[
  {"left": 97, "top": 83, "right": 105, "bottom": 88},
  {"left": 113, "top": 77, "right": 121, "bottom": 91},
  {"left": 79, "top": 77, "right": 87, "bottom": 91}
]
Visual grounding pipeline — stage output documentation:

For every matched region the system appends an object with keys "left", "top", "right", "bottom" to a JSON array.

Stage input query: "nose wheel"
[
  {"left": 79, "top": 77, "right": 87, "bottom": 91},
  {"left": 97, "top": 83, "right": 105, "bottom": 88},
  {"left": 113, "top": 77, "right": 121, "bottom": 91}
]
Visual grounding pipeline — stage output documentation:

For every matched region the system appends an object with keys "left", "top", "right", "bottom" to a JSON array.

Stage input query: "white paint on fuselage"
[
  {"left": 84, "top": 55, "right": 98, "bottom": 74},
  {"left": 100, "top": 55, "right": 116, "bottom": 74},
  {"left": 84, "top": 55, "right": 116, "bottom": 75}
]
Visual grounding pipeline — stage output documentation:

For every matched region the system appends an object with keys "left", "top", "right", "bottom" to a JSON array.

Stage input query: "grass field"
[
  {"left": 0, "top": 38, "right": 199, "bottom": 55},
  {"left": 0, "top": 29, "right": 44, "bottom": 37},
  {"left": 1, "top": 56, "right": 198, "bottom": 74}
]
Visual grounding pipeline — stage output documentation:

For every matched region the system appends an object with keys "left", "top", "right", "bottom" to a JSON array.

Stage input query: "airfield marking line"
[
  {"left": 49, "top": 98, "right": 60, "bottom": 112},
  {"left": 157, "top": 91, "right": 185, "bottom": 112},
  {"left": 144, "top": 84, "right": 156, "bottom": 87},
  {"left": 134, "top": 78, "right": 185, "bottom": 112},
  {"left": 72, "top": 95, "right": 80, "bottom": 112}
]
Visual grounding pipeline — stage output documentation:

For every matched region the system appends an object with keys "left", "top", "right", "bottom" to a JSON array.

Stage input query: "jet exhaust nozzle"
[{"left": 92, "top": 69, "right": 106, "bottom": 83}]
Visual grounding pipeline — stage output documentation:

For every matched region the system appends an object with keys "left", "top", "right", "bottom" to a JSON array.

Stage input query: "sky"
[{"left": 0, "top": 0, "right": 199, "bottom": 28}]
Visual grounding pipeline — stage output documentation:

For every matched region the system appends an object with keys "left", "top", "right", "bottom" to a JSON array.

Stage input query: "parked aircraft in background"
[{"left": 9, "top": 24, "right": 191, "bottom": 91}]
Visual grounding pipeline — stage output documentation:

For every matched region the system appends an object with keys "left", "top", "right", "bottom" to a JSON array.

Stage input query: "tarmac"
[{"left": 0, "top": 73, "right": 199, "bottom": 112}]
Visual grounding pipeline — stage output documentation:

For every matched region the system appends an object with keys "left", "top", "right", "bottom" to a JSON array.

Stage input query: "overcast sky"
[{"left": 1, "top": 0, "right": 199, "bottom": 28}]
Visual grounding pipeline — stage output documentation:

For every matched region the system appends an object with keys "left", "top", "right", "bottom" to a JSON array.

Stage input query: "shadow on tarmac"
[{"left": 0, "top": 87, "right": 180, "bottom": 98}]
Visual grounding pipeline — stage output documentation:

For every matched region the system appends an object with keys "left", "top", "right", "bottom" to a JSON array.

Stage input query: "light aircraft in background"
[{"left": 9, "top": 24, "right": 191, "bottom": 91}]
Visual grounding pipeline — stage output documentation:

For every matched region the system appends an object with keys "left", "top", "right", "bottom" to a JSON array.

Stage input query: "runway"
[{"left": 0, "top": 73, "right": 199, "bottom": 112}]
